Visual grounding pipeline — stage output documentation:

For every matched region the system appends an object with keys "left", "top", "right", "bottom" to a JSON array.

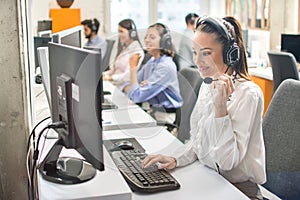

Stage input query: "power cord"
[{"left": 27, "top": 119, "right": 65, "bottom": 200}]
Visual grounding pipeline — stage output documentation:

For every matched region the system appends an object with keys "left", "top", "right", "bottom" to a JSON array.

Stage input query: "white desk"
[
  {"left": 102, "top": 106, "right": 157, "bottom": 131},
  {"left": 37, "top": 135, "right": 132, "bottom": 200},
  {"left": 104, "top": 126, "right": 249, "bottom": 200},
  {"left": 248, "top": 67, "right": 273, "bottom": 80},
  {"left": 38, "top": 126, "right": 249, "bottom": 200},
  {"left": 103, "top": 81, "right": 137, "bottom": 109},
  {"left": 101, "top": 81, "right": 157, "bottom": 131}
]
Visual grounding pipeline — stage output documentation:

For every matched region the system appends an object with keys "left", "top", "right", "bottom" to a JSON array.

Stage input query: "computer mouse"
[{"left": 114, "top": 140, "right": 134, "bottom": 150}]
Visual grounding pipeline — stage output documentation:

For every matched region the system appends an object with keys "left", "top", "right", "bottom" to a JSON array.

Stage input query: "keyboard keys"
[{"left": 111, "top": 150, "right": 180, "bottom": 193}]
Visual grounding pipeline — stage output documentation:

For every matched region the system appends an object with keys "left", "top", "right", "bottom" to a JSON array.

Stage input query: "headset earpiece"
[
  {"left": 190, "top": 14, "right": 195, "bottom": 25},
  {"left": 130, "top": 29, "right": 137, "bottom": 38},
  {"left": 91, "top": 19, "right": 97, "bottom": 32},
  {"left": 196, "top": 16, "right": 240, "bottom": 66},
  {"left": 157, "top": 23, "right": 172, "bottom": 50},
  {"left": 128, "top": 19, "right": 137, "bottom": 39}
]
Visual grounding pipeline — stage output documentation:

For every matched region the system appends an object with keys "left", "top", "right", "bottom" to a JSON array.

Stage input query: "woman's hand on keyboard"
[{"left": 142, "top": 154, "right": 177, "bottom": 170}]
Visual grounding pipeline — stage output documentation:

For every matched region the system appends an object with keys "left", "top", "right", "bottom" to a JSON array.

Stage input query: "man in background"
[
  {"left": 81, "top": 18, "right": 107, "bottom": 59},
  {"left": 178, "top": 13, "right": 199, "bottom": 69}
]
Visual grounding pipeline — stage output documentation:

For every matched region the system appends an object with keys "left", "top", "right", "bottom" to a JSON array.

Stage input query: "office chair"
[
  {"left": 262, "top": 79, "right": 300, "bottom": 200},
  {"left": 267, "top": 51, "right": 299, "bottom": 94},
  {"left": 156, "top": 68, "right": 202, "bottom": 141},
  {"left": 176, "top": 67, "right": 203, "bottom": 143},
  {"left": 102, "top": 39, "right": 115, "bottom": 71}
]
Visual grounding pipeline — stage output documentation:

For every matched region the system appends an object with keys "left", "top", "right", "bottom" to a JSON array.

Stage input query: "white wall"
[{"left": 31, "top": 0, "right": 105, "bottom": 37}]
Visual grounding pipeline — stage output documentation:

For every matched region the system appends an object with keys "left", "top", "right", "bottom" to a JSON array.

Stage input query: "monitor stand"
[{"left": 38, "top": 138, "right": 96, "bottom": 184}]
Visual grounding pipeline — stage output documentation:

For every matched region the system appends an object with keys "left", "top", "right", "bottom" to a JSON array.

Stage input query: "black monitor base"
[{"left": 38, "top": 139, "right": 96, "bottom": 184}]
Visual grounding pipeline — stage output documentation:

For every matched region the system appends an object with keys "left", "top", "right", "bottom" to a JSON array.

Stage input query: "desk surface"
[
  {"left": 102, "top": 81, "right": 157, "bottom": 131},
  {"left": 104, "top": 126, "right": 249, "bottom": 200},
  {"left": 38, "top": 126, "right": 249, "bottom": 200},
  {"left": 102, "top": 106, "right": 157, "bottom": 131},
  {"left": 248, "top": 66, "right": 300, "bottom": 81},
  {"left": 249, "top": 67, "right": 273, "bottom": 80},
  {"left": 103, "top": 81, "right": 137, "bottom": 109}
]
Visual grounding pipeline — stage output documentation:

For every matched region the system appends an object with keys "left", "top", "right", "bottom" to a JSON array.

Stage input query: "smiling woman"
[
  {"left": 142, "top": 16, "right": 266, "bottom": 200},
  {"left": 123, "top": 23, "right": 182, "bottom": 124}
]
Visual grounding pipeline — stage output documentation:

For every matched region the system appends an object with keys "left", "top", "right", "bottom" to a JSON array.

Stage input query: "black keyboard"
[{"left": 111, "top": 149, "right": 180, "bottom": 193}]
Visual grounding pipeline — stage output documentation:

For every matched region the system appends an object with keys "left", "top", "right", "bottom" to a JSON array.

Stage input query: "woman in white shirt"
[
  {"left": 142, "top": 16, "right": 266, "bottom": 200},
  {"left": 103, "top": 19, "right": 144, "bottom": 88}
]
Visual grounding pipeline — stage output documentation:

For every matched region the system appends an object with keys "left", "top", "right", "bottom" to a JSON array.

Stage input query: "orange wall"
[{"left": 50, "top": 8, "right": 81, "bottom": 33}]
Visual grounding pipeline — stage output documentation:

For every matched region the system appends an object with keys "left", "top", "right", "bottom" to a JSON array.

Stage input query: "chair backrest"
[
  {"left": 267, "top": 51, "right": 299, "bottom": 94},
  {"left": 102, "top": 39, "right": 115, "bottom": 71},
  {"left": 176, "top": 67, "right": 203, "bottom": 143},
  {"left": 262, "top": 79, "right": 300, "bottom": 200}
]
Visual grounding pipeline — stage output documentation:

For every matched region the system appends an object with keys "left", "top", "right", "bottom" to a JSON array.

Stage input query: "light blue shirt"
[
  {"left": 126, "top": 55, "right": 182, "bottom": 109},
  {"left": 85, "top": 35, "right": 107, "bottom": 59}
]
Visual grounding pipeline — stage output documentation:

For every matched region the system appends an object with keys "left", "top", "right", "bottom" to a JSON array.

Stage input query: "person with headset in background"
[
  {"left": 177, "top": 13, "right": 199, "bottom": 69},
  {"left": 81, "top": 18, "right": 107, "bottom": 59},
  {"left": 142, "top": 16, "right": 266, "bottom": 200},
  {"left": 103, "top": 19, "right": 144, "bottom": 88},
  {"left": 123, "top": 23, "right": 182, "bottom": 124}
]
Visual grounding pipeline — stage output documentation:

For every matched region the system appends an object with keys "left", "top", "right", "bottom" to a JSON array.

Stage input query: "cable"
[
  {"left": 27, "top": 116, "right": 51, "bottom": 152},
  {"left": 27, "top": 116, "right": 50, "bottom": 200},
  {"left": 28, "top": 120, "right": 65, "bottom": 200}
]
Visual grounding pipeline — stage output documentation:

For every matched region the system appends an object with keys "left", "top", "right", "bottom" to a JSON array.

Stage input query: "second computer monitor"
[
  {"left": 281, "top": 34, "right": 300, "bottom": 62},
  {"left": 52, "top": 25, "right": 84, "bottom": 48}
]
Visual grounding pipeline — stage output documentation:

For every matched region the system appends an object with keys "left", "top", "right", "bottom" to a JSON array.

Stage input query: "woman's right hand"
[
  {"left": 142, "top": 154, "right": 177, "bottom": 170},
  {"left": 129, "top": 53, "right": 141, "bottom": 69}
]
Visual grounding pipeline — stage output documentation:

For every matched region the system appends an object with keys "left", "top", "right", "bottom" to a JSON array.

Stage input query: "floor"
[{"left": 33, "top": 83, "right": 50, "bottom": 123}]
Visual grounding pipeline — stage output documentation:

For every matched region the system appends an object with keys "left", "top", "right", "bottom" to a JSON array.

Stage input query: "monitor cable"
[{"left": 27, "top": 119, "right": 65, "bottom": 200}]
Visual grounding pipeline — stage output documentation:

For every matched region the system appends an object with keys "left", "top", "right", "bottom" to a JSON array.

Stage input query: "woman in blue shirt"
[{"left": 123, "top": 23, "right": 182, "bottom": 123}]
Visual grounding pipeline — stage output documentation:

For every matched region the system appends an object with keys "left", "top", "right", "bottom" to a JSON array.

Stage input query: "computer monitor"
[
  {"left": 52, "top": 26, "right": 84, "bottom": 48},
  {"left": 38, "top": 42, "right": 104, "bottom": 184},
  {"left": 38, "top": 30, "right": 52, "bottom": 37},
  {"left": 34, "top": 37, "right": 52, "bottom": 70},
  {"left": 37, "top": 20, "right": 52, "bottom": 32},
  {"left": 82, "top": 46, "right": 117, "bottom": 110},
  {"left": 37, "top": 47, "right": 51, "bottom": 109},
  {"left": 281, "top": 34, "right": 300, "bottom": 62}
]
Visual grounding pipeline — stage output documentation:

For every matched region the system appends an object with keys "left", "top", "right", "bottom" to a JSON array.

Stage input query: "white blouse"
[
  {"left": 174, "top": 79, "right": 266, "bottom": 184},
  {"left": 104, "top": 40, "right": 144, "bottom": 88}
]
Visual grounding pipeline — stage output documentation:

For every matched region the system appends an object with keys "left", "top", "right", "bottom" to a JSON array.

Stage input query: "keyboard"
[{"left": 111, "top": 149, "right": 180, "bottom": 193}]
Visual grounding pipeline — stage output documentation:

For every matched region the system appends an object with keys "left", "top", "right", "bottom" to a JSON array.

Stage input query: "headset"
[
  {"left": 128, "top": 19, "right": 137, "bottom": 39},
  {"left": 90, "top": 19, "right": 98, "bottom": 33},
  {"left": 190, "top": 13, "right": 196, "bottom": 25},
  {"left": 155, "top": 23, "right": 172, "bottom": 50},
  {"left": 195, "top": 16, "right": 240, "bottom": 66}
]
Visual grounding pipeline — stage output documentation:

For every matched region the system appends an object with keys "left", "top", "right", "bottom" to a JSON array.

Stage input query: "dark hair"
[
  {"left": 195, "top": 16, "right": 250, "bottom": 81},
  {"left": 81, "top": 18, "right": 100, "bottom": 34},
  {"left": 148, "top": 23, "right": 175, "bottom": 57},
  {"left": 185, "top": 13, "right": 199, "bottom": 26},
  {"left": 116, "top": 19, "right": 142, "bottom": 57}
]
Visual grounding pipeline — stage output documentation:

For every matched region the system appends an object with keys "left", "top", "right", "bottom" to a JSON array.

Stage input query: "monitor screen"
[
  {"left": 34, "top": 37, "right": 51, "bottom": 70},
  {"left": 38, "top": 30, "right": 52, "bottom": 37},
  {"left": 38, "top": 42, "right": 104, "bottom": 184},
  {"left": 281, "top": 34, "right": 300, "bottom": 62},
  {"left": 52, "top": 26, "right": 83, "bottom": 48},
  {"left": 37, "top": 20, "right": 52, "bottom": 32}
]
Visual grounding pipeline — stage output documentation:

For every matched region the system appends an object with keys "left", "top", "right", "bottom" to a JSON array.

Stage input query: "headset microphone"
[{"left": 203, "top": 77, "right": 218, "bottom": 84}]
